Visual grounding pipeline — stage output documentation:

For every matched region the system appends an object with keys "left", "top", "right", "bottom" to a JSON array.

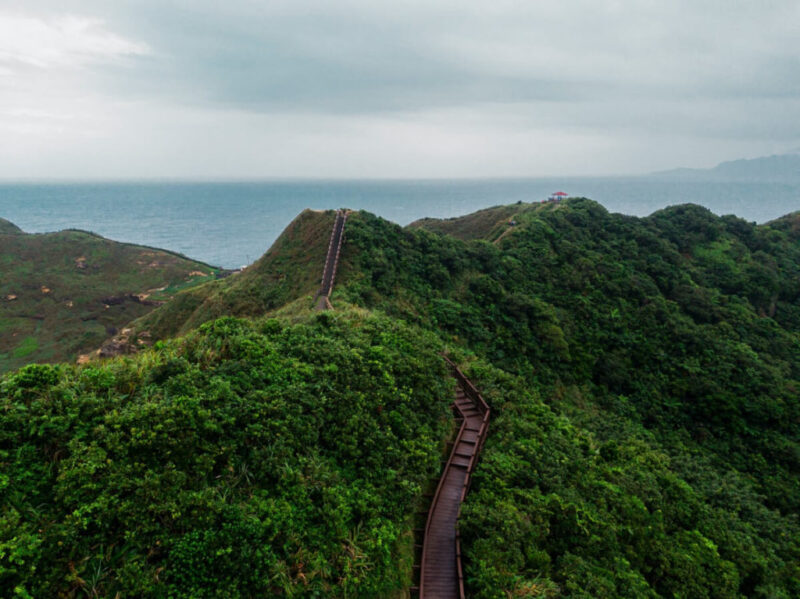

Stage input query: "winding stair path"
[
  {"left": 315, "top": 212, "right": 490, "bottom": 597},
  {"left": 417, "top": 361, "right": 490, "bottom": 598}
]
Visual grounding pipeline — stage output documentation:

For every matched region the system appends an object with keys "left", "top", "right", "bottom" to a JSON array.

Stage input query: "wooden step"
[{"left": 419, "top": 371, "right": 490, "bottom": 597}]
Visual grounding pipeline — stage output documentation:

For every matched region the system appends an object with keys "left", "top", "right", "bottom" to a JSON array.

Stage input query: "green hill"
[
  {"left": 0, "top": 218, "right": 23, "bottom": 235},
  {"left": 336, "top": 200, "right": 800, "bottom": 596},
  {"left": 408, "top": 203, "right": 523, "bottom": 241},
  {"left": 0, "top": 311, "right": 452, "bottom": 597},
  {"left": 127, "top": 208, "right": 336, "bottom": 340},
  {"left": 0, "top": 221, "right": 221, "bottom": 374},
  {"left": 2, "top": 199, "right": 800, "bottom": 597}
]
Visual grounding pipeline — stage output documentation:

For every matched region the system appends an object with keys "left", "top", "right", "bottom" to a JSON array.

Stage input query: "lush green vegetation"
[
  {"left": 1, "top": 310, "right": 452, "bottom": 597},
  {"left": 2, "top": 199, "right": 799, "bottom": 597},
  {"left": 457, "top": 362, "right": 798, "bottom": 598},
  {"left": 337, "top": 200, "right": 800, "bottom": 597},
  {"left": 0, "top": 220, "right": 220, "bottom": 374}
]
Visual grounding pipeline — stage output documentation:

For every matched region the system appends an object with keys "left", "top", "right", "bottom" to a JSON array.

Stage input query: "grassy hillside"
[
  {"left": 2, "top": 200, "right": 800, "bottom": 597},
  {"left": 0, "top": 221, "right": 220, "bottom": 374},
  {"left": 128, "top": 209, "right": 335, "bottom": 341},
  {"left": 335, "top": 200, "right": 800, "bottom": 597},
  {"left": 409, "top": 203, "right": 522, "bottom": 242}
]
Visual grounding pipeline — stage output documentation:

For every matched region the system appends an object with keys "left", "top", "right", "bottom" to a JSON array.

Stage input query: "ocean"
[{"left": 1, "top": 178, "right": 798, "bottom": 269}]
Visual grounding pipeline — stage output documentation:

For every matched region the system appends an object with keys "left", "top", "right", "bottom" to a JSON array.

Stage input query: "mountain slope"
[
  {"left": 0, "top": 221, "right": 220, "bottom": 373},
  {"left": 1, "top": 310, "right": 452, "bottom": 597},
  {"left": 334, "top": 200, "right": 800, "bottom": 597},
  {"left": 0, "top": 218, "right": 23, "bottom": 235},
  {"left": 409, "top": 203, "right": 522, "bottom": 241},
  {"left": 128, "top": 209, "right": 336, "bottom": 340},
  {"left": 2, "top": 199, "right": 799, "bottom": 597}
]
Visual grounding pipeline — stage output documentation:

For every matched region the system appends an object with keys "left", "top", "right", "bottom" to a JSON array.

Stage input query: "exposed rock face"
[
  {"left": 100, "top": 294, "right": 160, "bottom": 307},
  {"left": 101, "top": 296, "right": 126, "bottom": 306},
  {"left": 97, "top": 328, "right": 152, "bottom": 358}
]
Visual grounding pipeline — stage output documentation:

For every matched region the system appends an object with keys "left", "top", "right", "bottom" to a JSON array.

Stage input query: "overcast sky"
[{"left": 1, "top": 0, "right": 799, "bottom": 179}]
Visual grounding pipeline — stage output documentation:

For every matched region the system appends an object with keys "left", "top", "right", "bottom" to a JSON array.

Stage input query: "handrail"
[
  {"left": 419, "top": 403, "right": 468, "bottom": 596},
  {"left": 418, "top": 358, "right": 491, "bottom": 598},
  {"left": 327, "top": 211, "right": 347, "bottom": 293},
  {"left": 444, "top": 355, "right": 491, "bottom": 416},
  {"left": 321, "top": 212, "right": 339, "bottom": 287},
  {"left": 320, "top": 210, "right": 346, "bottom": 295},
  {"left": 315, "top": 209, "right": 348, "bottom": 310},
  {"left": 448, "top": 358, "right": 490, "bottom": 599}
]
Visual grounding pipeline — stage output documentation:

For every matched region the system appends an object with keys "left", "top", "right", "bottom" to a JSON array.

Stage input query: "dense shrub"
[
  {"left": 339, "top": 201, "right": 800, "bottom": 597},
  {"left": 3, "top": 199, "right": 800, "bottom": 597},
  {"left": 1, "top": 311, "right": 451, "bottom": 597}
]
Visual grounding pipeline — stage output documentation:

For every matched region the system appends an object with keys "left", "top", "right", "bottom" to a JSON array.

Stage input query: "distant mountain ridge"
[{"left": 654, "top": 150, "right": 800, "bottom": 182}]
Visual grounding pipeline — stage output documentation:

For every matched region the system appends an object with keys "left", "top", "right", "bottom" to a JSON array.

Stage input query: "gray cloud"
[
  {"left": 103, "top": 1, "right": 800, "bottom": 110},
  {"left": 1, "top": 0, "right": 799, "bottom": 178}
]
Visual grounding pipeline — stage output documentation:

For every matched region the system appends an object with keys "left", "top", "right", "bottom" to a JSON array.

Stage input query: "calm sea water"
[{"left": 1, "top": 178, "right": 798, "bottom": 269}]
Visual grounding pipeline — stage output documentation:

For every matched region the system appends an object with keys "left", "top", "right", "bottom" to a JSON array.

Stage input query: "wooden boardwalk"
[
  {"left": 315, "top": 209, "right": 347, "bottom": 311},
  {"left": 418, "top": 363, "right": 490, "bottom": 598}
]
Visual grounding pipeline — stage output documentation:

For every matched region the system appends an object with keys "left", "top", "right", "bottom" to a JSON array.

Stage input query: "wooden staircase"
[
  {"left": 315, "top": 209, "right": 347, "bottom": 311},
  {"left": 415, "top": 359, "right": 490, "bottom": 598}
]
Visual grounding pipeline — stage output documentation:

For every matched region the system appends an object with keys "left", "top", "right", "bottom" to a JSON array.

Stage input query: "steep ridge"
[{"left": 127, "top": 208, "right": 336, "bottom": 340}]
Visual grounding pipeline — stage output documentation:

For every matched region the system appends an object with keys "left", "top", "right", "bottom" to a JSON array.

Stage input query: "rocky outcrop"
[{"left": 96, "top": 328, "right": 152, "bottom": 359}]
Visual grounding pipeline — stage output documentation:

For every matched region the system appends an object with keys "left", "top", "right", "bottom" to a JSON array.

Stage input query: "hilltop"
[
  {"left": 0, "top": 218, "right": 23, "bottom": 235},
  {"left": 0, "top": 220, "right": 222, "bottom": 374},
  {"left": 120, "top": 209, "right": 337, "bottom": 343},
  {"left": 408, "top": 203, "right": 522, "bottom": 241},
  {"left": 2, "top": 199, "right": 800, "bottom": 597}
]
